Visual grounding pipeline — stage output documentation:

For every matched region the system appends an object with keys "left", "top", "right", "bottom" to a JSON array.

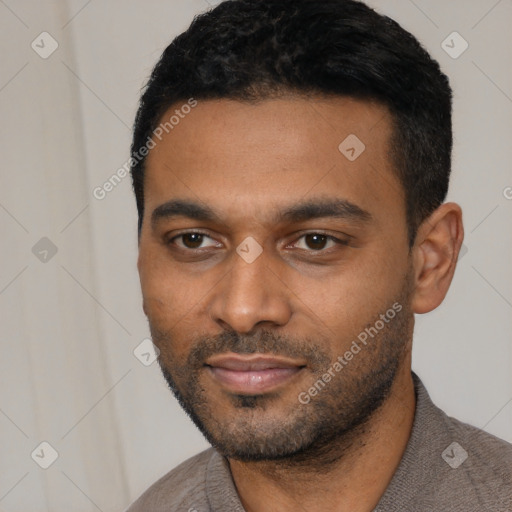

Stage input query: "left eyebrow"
[{"left": 277, "top": 198, "right": 373, "bottom": 225}]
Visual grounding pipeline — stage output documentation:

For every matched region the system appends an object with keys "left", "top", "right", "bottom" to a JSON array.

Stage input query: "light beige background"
[{"left": 0, "top": 0, "right": 511, "bottom": 510}]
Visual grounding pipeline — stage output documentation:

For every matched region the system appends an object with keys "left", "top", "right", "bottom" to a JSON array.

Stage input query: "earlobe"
[{"left": 411, "top": 202, "right": 464, "bottom": 314}]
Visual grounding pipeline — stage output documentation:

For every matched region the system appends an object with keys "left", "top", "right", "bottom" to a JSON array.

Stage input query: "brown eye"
[
  {"left": 181, "top": 233, "right": 204, "bottom": 249},
  {"left": 303, "top": 234, "right": 329, "bottom": 250},
  {"left": 169, "top": 232, "right": 221, "bottom": 250},
  {"left": 292, "top": 233, "right": 348, "bottom": 252}
]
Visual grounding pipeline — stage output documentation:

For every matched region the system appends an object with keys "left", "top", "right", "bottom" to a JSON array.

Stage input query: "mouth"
[{"left": 205, "top": 353, "right": 306, "bottom": 394}]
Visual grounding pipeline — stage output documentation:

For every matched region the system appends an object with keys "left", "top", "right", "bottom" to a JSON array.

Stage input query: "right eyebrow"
[{"left": 151, "top": 199, "right": 221, "bottom": 228}]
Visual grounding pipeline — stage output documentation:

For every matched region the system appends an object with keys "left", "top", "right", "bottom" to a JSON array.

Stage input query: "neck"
[{"left": 228, "top": 363, "right": 416, "bottom": 512}]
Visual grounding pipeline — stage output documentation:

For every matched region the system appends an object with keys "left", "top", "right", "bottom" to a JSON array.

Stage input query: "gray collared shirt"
[{"left": 126, "top": 373, "right": 512, "bottom": 511}]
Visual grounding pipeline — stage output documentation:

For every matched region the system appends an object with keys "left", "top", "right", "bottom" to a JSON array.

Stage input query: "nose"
[{"left": 208, "top": 248, "right": 292, "bottom": 334}]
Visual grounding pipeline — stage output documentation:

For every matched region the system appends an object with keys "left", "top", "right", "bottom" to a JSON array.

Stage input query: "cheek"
[
  {"left": 308, "top": 248, "right": 407, "bottom": 338},
  {"left": 138, "top": 247, "right": 213, "bottom": 360},
  {"left": 141, "top": 284, "right": 199, "bottom": 364},
  {"left": 139, "top": 246, "right": 185, "bottom": 325}
]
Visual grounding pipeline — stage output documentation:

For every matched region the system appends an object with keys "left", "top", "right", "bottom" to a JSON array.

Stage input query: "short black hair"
[{"left": 130, "top": 0, "right": 452, "bottom": 246}]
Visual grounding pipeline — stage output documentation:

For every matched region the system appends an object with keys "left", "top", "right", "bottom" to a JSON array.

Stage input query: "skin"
[{"left": 137, "top": 95, "right": 464, "bottom": 511}]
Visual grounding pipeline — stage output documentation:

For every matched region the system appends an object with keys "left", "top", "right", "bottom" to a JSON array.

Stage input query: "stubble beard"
[{"left": 152, "top": 278, "right": 413, "bottom": 467}]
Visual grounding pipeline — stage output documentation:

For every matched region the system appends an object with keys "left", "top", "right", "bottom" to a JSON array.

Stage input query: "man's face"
[{"left": 138, "top": 96, "right": 415, "bottom": 461}]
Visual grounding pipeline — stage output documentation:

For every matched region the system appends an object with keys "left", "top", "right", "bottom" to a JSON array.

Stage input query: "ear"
[{"left": 411, "top": 202, "right": 464, "bottom": 314}]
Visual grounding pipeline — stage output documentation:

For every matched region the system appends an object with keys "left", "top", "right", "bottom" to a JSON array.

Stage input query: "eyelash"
[{"left": 167, "top": 231, "right": 350, "bottom": 253}]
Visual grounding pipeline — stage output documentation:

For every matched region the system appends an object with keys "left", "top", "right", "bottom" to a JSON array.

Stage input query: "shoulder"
[
  {"left": 438, "top": 411, "right": 512, "bottom": 508},
  {"left": 377, "top": 374, "right": 512, "bottom": 512},
  {"left": 124, "top": 448, "right": 215, "bottom": 512},
  {"left": 413, "top": 376, "right": 512, "bottom": 511}
]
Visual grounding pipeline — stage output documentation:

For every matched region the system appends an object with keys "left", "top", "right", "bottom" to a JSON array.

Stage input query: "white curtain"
[{"left": 0, "top": 1, "right": 510, "bottom": 511}]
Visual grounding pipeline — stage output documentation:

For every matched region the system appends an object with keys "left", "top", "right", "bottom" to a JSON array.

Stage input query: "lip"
[{"left": 205, "top": 353, "right": 306, "bottom": 394}]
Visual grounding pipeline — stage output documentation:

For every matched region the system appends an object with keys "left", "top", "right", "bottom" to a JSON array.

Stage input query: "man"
[{"left": 126, "top": 0, "right": 512, "bottom": 510}]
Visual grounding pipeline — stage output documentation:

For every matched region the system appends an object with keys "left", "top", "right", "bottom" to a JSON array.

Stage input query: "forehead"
[{"left": 143, "top": 96, "right": 404, "bottom": 228}]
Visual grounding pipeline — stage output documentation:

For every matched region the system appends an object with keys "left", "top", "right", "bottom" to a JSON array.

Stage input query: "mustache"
[{"left": 153, "top": 327, "right": 331, "bottom": 371}]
